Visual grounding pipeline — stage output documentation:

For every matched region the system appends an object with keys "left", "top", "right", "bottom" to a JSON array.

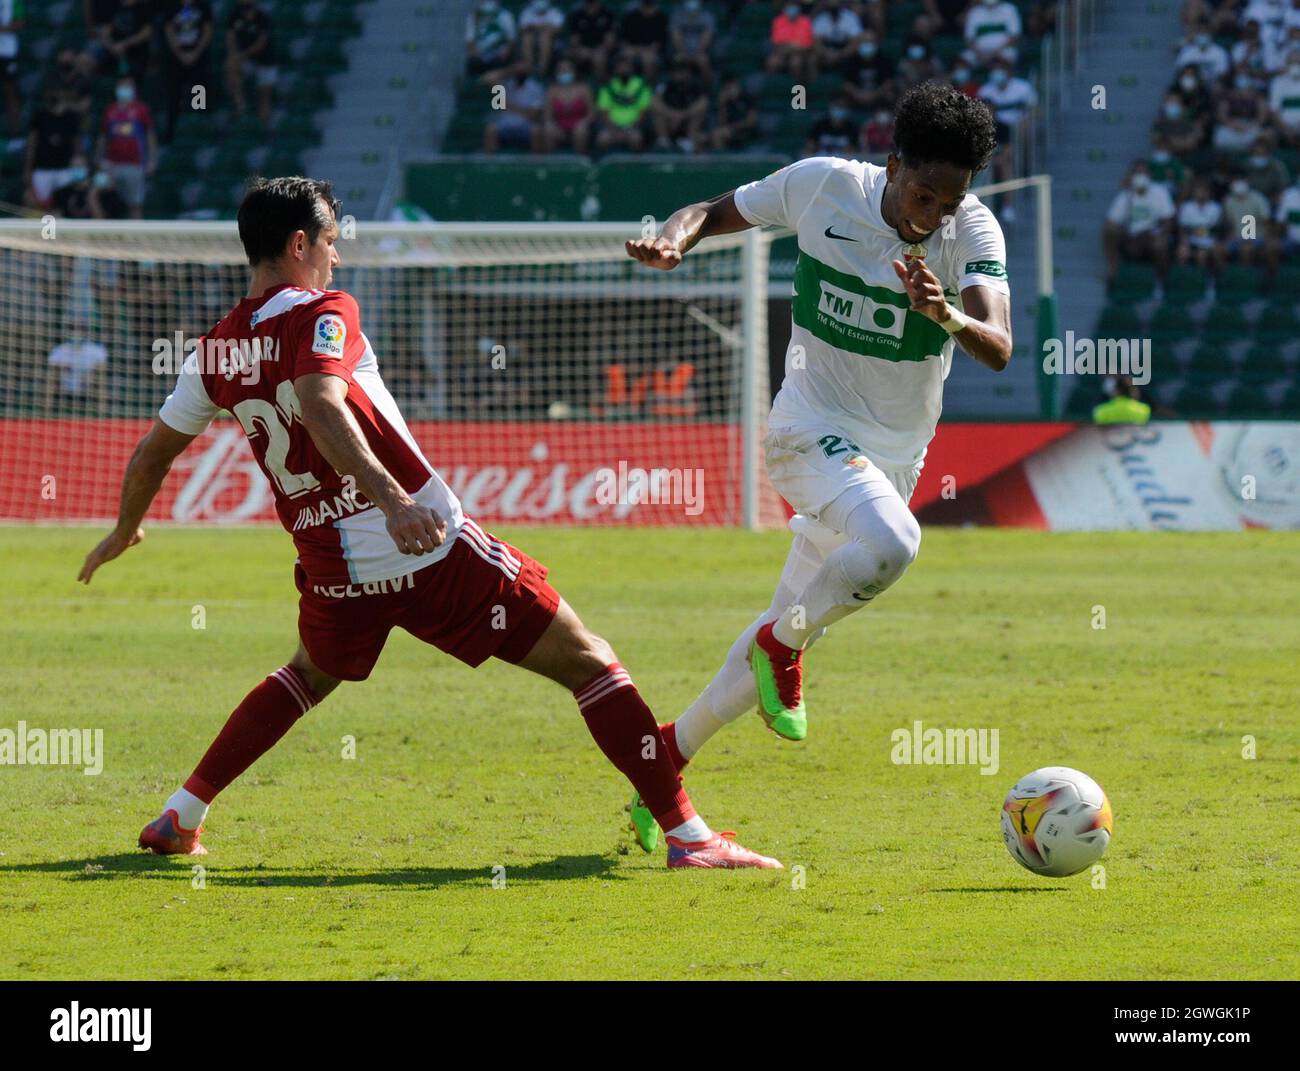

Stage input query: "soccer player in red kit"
[{"left": 78, "top": 176, "right": 778, "bottom": 870}]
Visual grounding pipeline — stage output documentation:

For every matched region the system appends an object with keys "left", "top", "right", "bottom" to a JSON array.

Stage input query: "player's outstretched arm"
[
  {"left": 295, "top": 372, "right": 446, "bottom": 556},
  {"left": 625, "top": 191, "right": 753, "bottom": 270},
  {"left": 891, "top": 258, "right": 1013, "bottom": 372},
  {"left": 78, "top": 418, "right": 197, "bottom": 584}
]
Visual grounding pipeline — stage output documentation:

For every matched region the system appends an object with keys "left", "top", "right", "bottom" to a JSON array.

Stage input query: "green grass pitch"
[{"left": 1, "top": 525, "right": 1297, "bottom": 980}]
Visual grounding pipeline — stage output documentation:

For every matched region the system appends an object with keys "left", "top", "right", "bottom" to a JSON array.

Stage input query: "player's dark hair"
[
  {"left": 237, "top": 176, "right": 341, "bottom": 266},
  {"left": 892, "top": 82, "right": 998, "bottom": 176}
]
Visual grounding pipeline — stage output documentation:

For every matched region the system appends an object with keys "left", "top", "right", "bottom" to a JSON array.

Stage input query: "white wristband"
[{"left": 939, "top": 308, "right": 970, "bottom": 335}]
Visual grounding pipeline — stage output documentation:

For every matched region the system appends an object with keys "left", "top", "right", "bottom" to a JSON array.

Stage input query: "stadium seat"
[
  {"left": 1217, "top": 263, "right": 1267, "bottom": 303},
  {"left": 1149, "top": 302, "right": 1196, "bottom": 344},
  {"left": 1096, "top": 303, "right": 1142, "bottom": 339},
  {"left": 1226, "top": 377, "right": 1276, "bottom": 416},
  {"left": 1107, "top": 262, "right": 1156, "bottom": 304},
  {"left": 1164, "top": 263, "right": 1210, "bottom": 306},
  {"left": 1202, "top": 304, "right": 1248, "bottom": 347}
]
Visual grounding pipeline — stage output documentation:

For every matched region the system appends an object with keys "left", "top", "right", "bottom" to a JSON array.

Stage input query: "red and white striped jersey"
[{"left": 159, "top": 284, "right": 464, "bottom": 585}]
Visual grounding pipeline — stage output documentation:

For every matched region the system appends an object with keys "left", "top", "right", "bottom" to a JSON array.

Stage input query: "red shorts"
[{"left": 294, "top": 524, "right": 561, "bottom": 682}]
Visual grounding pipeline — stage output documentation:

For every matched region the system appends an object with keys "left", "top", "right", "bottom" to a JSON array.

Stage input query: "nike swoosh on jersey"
[{"left": 823, "top": 225, "right": 858, "bottom": 242}]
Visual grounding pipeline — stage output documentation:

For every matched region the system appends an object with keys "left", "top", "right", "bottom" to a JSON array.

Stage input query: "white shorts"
[{"left": 763, "top": 421, "right": 922, "bottom": 527}]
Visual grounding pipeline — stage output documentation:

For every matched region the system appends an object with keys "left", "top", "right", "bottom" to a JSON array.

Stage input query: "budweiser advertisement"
[
  {"left": 0, "top": 419, "right": 758, "bottom": 526},
  {"left": 916, "top": 422, "right": 1300, "bottom": 530}
]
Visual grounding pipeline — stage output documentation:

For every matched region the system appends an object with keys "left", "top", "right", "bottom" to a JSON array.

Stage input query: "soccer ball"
[{"left": 1001, "top": 766, "right": 1113, "bottom": 877}]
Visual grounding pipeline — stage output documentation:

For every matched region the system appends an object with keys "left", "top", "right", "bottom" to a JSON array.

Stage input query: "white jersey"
[{"left": 733, "top": 156, "right": 1010, "bottom": 470}]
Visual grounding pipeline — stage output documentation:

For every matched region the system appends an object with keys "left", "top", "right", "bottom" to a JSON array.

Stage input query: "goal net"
[{"left": 0, "top": 220, "right": 785, "bottom": 529}]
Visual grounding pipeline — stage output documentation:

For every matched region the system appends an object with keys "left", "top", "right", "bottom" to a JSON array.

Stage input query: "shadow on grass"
[
  {"left": 0, "top": 852, "right": 624, "bottom": 889},
  {"left": 928, "top": 886, "right": 1066, "bottom": 894}
]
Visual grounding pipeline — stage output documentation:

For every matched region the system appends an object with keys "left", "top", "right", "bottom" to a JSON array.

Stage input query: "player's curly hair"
[{"left": 892, "top": 81, "right": 998, "bottom": 175}]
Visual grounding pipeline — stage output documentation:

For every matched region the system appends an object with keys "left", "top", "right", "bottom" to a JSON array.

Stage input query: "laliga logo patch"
[{"left": 313, "top": 315, "right": 346, "bottom": 357}]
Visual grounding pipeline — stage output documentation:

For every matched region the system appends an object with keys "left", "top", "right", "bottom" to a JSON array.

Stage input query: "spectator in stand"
[
  {"left": 767, "top": 3, "right": 816, "bottom": 84},
  {"left": 1269, "top": 49, "right": 1300, "bottom": 145},
  {"left": 96, "top": 74, "right": 156, "bottom": 219},
  {"left": 0, "top": 0, "right": 24, "bottom": 146},
  {"left": 46, "top": 333, "right": 110, "bottom": 415},
  {"left": 564, "top": 0, "right": 616, "bottom": 82},
  {"left": 1148, "top": 132, "right": 1188, "bottom": 197},
  {"left": 978, "top": 59, "right": 1036, "bottom": 221},
  {"left": 100, "top": 0, "right": 154, "bottom": 81},
  {"left": 1268, "top": 176, "right": 1300, "bottom": 272},
  {"left": 619, "top": 0, "right": 670, "bottom": 82},
  {"left": 950, "top": 60, "right": 980, "bottom": 96},
  {"left": 1182, "top": 0, "right": 1244, "bottom": 37},
  {"left": 804, "top": 94, "right": 856, "bottom": 158},
  {"left": 162, "top": 1, "right": 214, "bottom": 144},
  {"left": 1240, "top": 0, "right": 1288, "bottom": 41},
  {"left": 1233, "top": 19, "right": 1281, "bottom": 81},
  {"left": 1176, "top": 177, "right": 1225, "bottom": 277},
  {"left": 594, "top": 52, "right": 652, "bottom": 152},
  {"left": 918, "top": 0, "right": 966, "bottom": 37},
  {"left": 53, "top": 159, "right": 129, "bottom": 219},
  {"left": 51, "top": 48, "right": 95, "bottom": 123},
  {"left": 482, "top": 64, "right": 545, "bottom": 153},
  {"left": 1174, "top": 22, "right": 1231, "bottom": 86},
  {"left": 710, "top": 71, "right": 758, "bottom": 150},
  {"left": 670, "top": 0, "right": 716, "bottom": 82},
  {"left": 840, "top": 29, "right": 894, "bottom": 111},
  {"left": 24, "top": 89, "right": 83, "bottom": 211},
  {"left": 464, "top": 0, "right": 516, "bottom": 81},
  {"left": 1242, "top": 135, "right": 1291, "bottom": 200},
  {"left": 652, "top": 60, "right": 708, "bottom": 153},
  {"left": 856, "top": 0, "right": 887, "bottom": 38},
  {"left": 1103, "top": 162, "right": 1175, "bottom": 294},
  {"left": 963, "top": 0, "right": 1022, "bottom": 67},
  {"left": 1171, "top": 63, "right": 1214, "bottom": 126},
  {"left": 541, "top": 57, "right": 593, "bottom": 153},
  {"left": 1215, "top": 65, "right": 1269, "bottom": 152},
  {"left": 1155, "top": 90, "right": 1206, "bottom": 156},
  {"left": 1220, "top": 173, "right": 1272, "bottom": 266},
  {"left": 812, "top": 2, "right": 863, "bottom": 75},
  {"left": 226, "top": 0, "right": 276, "bottom": 125},
  {"left": 518, "top": 0, "right": 564, "bottom": 75},
  {"left": 859, "top": 104, "right": 893, "bottom": 155},
  {"left": 895, "top": 35, "right": 944, "bottom": 93}
]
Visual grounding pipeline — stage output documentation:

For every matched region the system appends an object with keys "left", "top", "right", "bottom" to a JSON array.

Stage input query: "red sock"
[
  {"left": 183, "top": 666, "right": 318, "bottom": 803},
  {"left": 659, "top": 722, "right": 688, "bottom": 773},
  {"left": 574, "top": 663, "right": 694, "bottom": 830}
]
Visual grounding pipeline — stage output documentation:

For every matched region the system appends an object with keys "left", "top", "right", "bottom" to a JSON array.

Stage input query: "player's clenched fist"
[
  {"left": 386, "top": 502, "right": 446, "bottom": 555},
  {"left": 625, "top": 235, "right": 683, "bottom": 270},
  {"left": 78, "top": 526, "right": 145, "bottom": 584}
]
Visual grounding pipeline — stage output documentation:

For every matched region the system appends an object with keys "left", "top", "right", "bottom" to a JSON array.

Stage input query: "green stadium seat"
[
  {"left": 1256, "top": 304, "right": 1298, "bottom": 345},
  {"left": 1149, "top": 302, "right": 1195, "bottom": 344},
  {"left": 1185, "top": 343, "right": 1225, "bottom": 377},
  {"left": 1174, "top": 379, "right": 1219, "bottom": 417},
  {"left": 1164, "top": 263, "right": 1209, "bottom": 305},
  {"left": 1272, "top": 263, "right": 1300, "bottom": 298},
  {"left": 1107, "top": 262, "right": 1155, "bottom": 304},
  {"left": 1217, "top": 263, "right": 1267, "bottom": 302},
  {"left": 1226, "top": 378, "right": 1275, "bottom": 416},
  {"left": 1202, "top": 303, "right": 1248, "bottom": 345},
  {"left": 1096, "top": 303, "right": 1141, "bottom": 338}
]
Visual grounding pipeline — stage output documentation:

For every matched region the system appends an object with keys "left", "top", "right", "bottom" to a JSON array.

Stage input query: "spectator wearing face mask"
[
  {"left": 96, "top": 75, "right": 156, "bottom": 220},
  {"left": 1175, "top": 178, "right": 1225, "bottom": 277},
  {"left": 541, "top": 58, "right": 593, "bottom": 153},
  {"left": 1219, "top": 175, "right": 1271, "bottom": 266},
  {"left": 963, "top": 0, "right": 1022, "bottom": 68},
  {"left": 1269, "top": 50, "right": 1300, "bottom": 146},
  {"left": 651, "top": 61, "right": 708, "bottom": 153},
  {"left": 1267, "top": 175, "right": 1300, "bottom": 274},
  {"left": 1103, "top": 163, "right": 1175, "bottom": 292},
  {"left": 52, "top": 157, "right": 129, "bottom": 219},
  {"left": 803, "top": 95, "right": 856, "bottom": 158},
  {"left": 564, "top": 0, "right": 616, "bottom": 82},
  {"left": 840, "top": 30, "right": 894, "bottom": 111},
  {"left": 482, "top": 64, "right": 545, "bottom": 153},
  {"left": 594, "top": 52, "right": 652, "bottom": 152},
  {"left": 1170, "top": 64, "right": 1214, "bottom": 123},
  {"left": 0, "top": 0, "right": 24, "bottom": 145},
  {"left": 517, "top": 1, "right": 564, "bottom": 75},
  {"left": 465, "top": 0, "right": 516, "bottom": 81},
  {"left": 162, "top": 1, "right": 214, "bottom": 144},
  {"left": 24, "top": 89, "right": 84, "bottom": 211},
  {"left": 1232, "top": 19, "right": 1281, "bottom": 80},
  {"left": 100, "top": 0, "right": 154, "bottom": 81},
  {"left": 767, "top": 3, "right": 816, "bottom": 85},
  {"left": 710, "top": 72, "right": 757, "bottom": 151},
  {"left": 670, "top": 0, "right": 716, "bottom": 82},
  {"left": 1155, "top": 91, "right": 1206, "bottom": 156},
  {"left": 619, "top": 0, "right": 669, "bottom": 82},
  {"left": 1214, "top": 65, "right": 1268, "bottom": 151},
  {"left": 978, "top": 60, "right": 1036, "bottom": 221},
  {"left": 226, "top": 0, "right": 277, "bottom": 125},
  {"left": 1174, "top": 23, "right": 1231, "bottom": 86},
  {"left": 950, "top": 61, "right": 980, "bottom": 97},
  {"left": 1148, "top": 133, "right": 1188, "bottom": 197},
  {"left": 1243, "top": 137, "right": 1292, "bottom": 201},
  {"left": 858, "top": 106, "right": 893, "bottom": 155},
  {"left": 895, "top": 36, "right": 944, "bottom": 92},
  {"left": 812, "top": 2, "right": 862, "bottom": 75}
]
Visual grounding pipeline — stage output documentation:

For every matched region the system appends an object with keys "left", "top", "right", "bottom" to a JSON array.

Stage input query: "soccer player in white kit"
[{"left": 624, "top": 82, "right": 1014, "bottom": 851}]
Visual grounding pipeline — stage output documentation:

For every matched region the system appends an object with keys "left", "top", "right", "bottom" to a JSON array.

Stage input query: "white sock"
[
  {"left": 164, "top": 787, "right": 209, "bottom": 831},
  {"left": 666, "top": 815, "right": 712, "bottom": 842},
  {"left": 674, "top": 612, "right": 769, "bottom": 760}
]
